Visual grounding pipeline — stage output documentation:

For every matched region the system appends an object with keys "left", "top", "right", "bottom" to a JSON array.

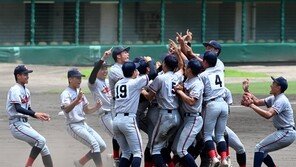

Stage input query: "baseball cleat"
[
  {"left": 220, "top": 159, "right": 230, "bottom": 167},
  {"left": 209, "top": 157, "right": 220, "bottom": 167}
]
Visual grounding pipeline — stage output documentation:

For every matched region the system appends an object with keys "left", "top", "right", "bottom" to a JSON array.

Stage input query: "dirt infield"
[{"left": 0, "top": 63, "right": 296, "bottom": 167}]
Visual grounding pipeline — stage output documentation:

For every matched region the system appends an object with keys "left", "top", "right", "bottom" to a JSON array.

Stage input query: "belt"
[
  {"left": 10, "top": 117, "right": 28, "bottom": 122},
  {"left": 116, "top": 113, "right": 129, "bottom": 116},
  {"left": 206, "top": 96, "right": 222, "bottom": 103},
  {"left": 184, "top": 112, "right": 201, "bottom": 117},
  {"left": 277, "top": 126, "right": 295, "bottom": 130},
  {"left": 167, "top": 109, "right": 172, "bottom": 113}
]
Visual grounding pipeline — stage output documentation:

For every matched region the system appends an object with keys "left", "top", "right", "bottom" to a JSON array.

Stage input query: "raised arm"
[{"left": 89, "top": 48, "right": 112, "bottom": 84}]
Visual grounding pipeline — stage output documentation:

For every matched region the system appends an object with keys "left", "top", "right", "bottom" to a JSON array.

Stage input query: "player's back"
[
  {"left": 149, "top": 71, "right": 183, "bottom": 110},
  {"left": 200, "top": 67, "right": 225, "bottom": 101},
  {"left": 114, "top": 75, "right": 149, "bottom": 114}
]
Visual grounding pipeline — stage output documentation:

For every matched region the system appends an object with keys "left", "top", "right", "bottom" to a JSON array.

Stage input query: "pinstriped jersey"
[
  {"left": 265, "top": 93, "right": 295, "bottom": 129},
  {"left": 216, "top": 59, "right": 225, "bottom": 71},
  {"left": 149, "top": 71, "right": 183, "bottom": 110},
  {"left": 200, "top": 66, "right": 225, "bottom": 101},
  {"left": 88, "top": 78, "right": 112, "bottom": 111},
  {"left": 114, "top": 75, "right": 149, "bottom": 114},
  {"left": 108, "top": 63, "right": 124, "bottom": 98},
  {"left": 223, "top": 87, "right": 233, "bottom": 105},
  {"left": 181, "top": 76, "right": 204, "bottom": 114},
  {"left": 60, "top": 87, "right": 89, "bottom": 124},
  {"left": 6, "top": 83, "right": 31, "bottom": 118}
]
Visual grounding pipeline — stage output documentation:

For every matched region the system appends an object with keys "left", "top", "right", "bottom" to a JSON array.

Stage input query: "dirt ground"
[{"left": 0, "top": 63, "right": 296, "bottom": 167}]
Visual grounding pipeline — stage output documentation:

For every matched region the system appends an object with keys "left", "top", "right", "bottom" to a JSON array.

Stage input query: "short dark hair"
[
  {"left": 164, "top": 54, "right": 178, "bottom": 71},
  {"left": 187, "top": 59, "right": 202, "bottom": 76},
  {"left": 203, "top": 51, "right": 217, "bottom": 67}
]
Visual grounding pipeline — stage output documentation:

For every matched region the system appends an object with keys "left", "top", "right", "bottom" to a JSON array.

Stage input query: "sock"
[
  {"left": 217, "top": 141, "right": 227, "bottom": 160},
  {"left": 119, "top": 157, "right": 131, "bottom": 167},
  {"left": 204, "top": 140, "right": 216, "bottom": 159},
  {"left": 263, "top": 154, "right": 276, "bottom": 167},
  {"left": 91, "top": 152, "right": 103, "bottom": 167},
  {"left": 152, "top": 154, "right": 166, "bottom": 167},
  {"left": 132, "top": 157, "right": 141, "bottom": 167},
  {"left": 224, "top": 130, "right": 229, "bottom": 156},
  {"left": 253, "top": 152, "right": 264, "bottom": 167},
  {"left": 42, "top": 154, "right": 53, "bottom": 167},
  {"left": 113, "top": 138, "right": 120, "bottom": 159},
  {"left": 144, "top": 147, "right": 152, "bottom": 165},
  {"left": 26, "top": 146, "right": 42, "bottom": 167},
  {"left": 160, "top": 147, "right": 172, "bottom": 165},
  {"left": 236, "top": 152, "right": 246, "bottom": 167},
  {"left": 182, "top": 154, "right": 198, "bottom": 167},
  {"left": 79, "top": 150, "right": 92, "bottom": 165}
]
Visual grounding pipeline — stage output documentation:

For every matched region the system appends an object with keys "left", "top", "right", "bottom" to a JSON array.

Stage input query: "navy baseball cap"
[
  {"left": 67, "top": 68, "right": 85, "bottom": 78},
  {"left": 14, "top": 65, "right": 33, "bottom": 75},
  {"left": 271, "top": 76, "right": 288, "bottom": 92},
  {"left": 187, "top": 59, "right": 202, "bottom": 75},
  {"left": 203, "top": 51, "right": 217, "bottom": 67},
  {"left": 133, "top": 57, "right": 148, "bottom": 75},
  {"left": 112, "top": 46, "right": 130, "bottom": 60},
  {"left": 122, "top": 61, "right": 140, "bottom": 77},
  {"left": 203, "top": 40, "right": 221, "bottom": 55}
]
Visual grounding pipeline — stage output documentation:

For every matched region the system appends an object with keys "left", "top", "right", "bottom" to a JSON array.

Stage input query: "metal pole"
[
  {"left": 201, "top": 0, "right": 206, "bottom": 42},
  {"left": 160, "top": 0, "right": 165, "bottom": 45},
  {"left": 30, "top": 0, "right": 35, "bottom": 45},
  {"left": 280, "top": 0, "right": 285, "bottom": 43},
  {"left": 75, "top": 0, "right": 80, "bottom": 45},
  {"left": 118, "top": 0, "right": 123, "bottom": 44},
  {"left": 241, "top": 0, "right": 246, "bottom": 43}
]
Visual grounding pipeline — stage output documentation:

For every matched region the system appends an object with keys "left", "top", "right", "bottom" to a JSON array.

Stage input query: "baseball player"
[
  {"left": 142, "top": 51, "right": 184, "bottom": 167},
  {"left": 132, "top": 56, "right": 159, "bottom": 167},
  {"left": 109, "top": 45, "right": 130, "bottom": 102},
  {"left": 242, "top": 76, "right": 296, "bottom": 167},
  {"left": 199, "top": 51, "right": 229, "bottom": 167},
  {"left": 60, "top": 68, "right": 106, "bottom": 167},
  {"left": 113, "top": 61, "right": 149, "bottom": 167},
  {"left": 6, "top": 64, "right": 53, "bottom": 167},
  {"left": 223, "top": 87, "right": 246, "bottom": 167},
  {"left": 88, "top": 48, "right": 121, "bottom": 167},
  {"left": 171, "top": 59, "right": 204, "bottom": 167}
]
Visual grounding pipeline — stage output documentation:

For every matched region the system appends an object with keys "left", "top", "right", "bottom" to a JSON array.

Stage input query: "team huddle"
[{"left": 5, "top": 30, "right": 296, "bottom": 167}]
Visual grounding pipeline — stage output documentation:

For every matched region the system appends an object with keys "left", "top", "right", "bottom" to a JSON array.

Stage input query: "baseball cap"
[
  {"left": 203, "top": 40, "right": 221, "bottom": 50},
  {"left": 203, "top": 40, "right": 221, "bottom": 55},
  {"left": 122, "top": 61, "right": 140, "bottom": 77},
  {"left": 14, "top": 65, "right": 33, "bottom": 75},
  {"left": 271, "top": 76, "right": 288, "bottom": 92},
  {"left": 203, "top": 51, "right": 217, "bottom": 67},
  {"left": 67, "top": 68, "right": 85, "bottom": 78},
  {"left": 133, "top": 57, "right": 148, "bottom": 75},
  {"left": 112, "top": 46, "right": 130, "bottom": 60},
  {"left": 187, "top": 59, "right": 202, "bottom": 75}
]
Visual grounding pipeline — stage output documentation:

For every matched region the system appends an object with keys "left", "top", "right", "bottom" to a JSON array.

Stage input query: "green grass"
[
  {"left": 225, "top": 68, "right": 267, "bottom": 77},
  {"left": 226, "top": 81, "right": 296, "bottom": 95},
  {"left": 81, "top": 68, "right": 92, "bottom": 78}
]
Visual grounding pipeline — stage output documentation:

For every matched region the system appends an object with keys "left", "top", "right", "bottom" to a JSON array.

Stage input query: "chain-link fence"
[{"left": 0, "top": 0, "right": 295, "bottom": 46}]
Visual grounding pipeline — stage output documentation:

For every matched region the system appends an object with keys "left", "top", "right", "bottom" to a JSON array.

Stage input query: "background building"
[{"left": 0, "top": 0, "right": 295, "bottom": 65}]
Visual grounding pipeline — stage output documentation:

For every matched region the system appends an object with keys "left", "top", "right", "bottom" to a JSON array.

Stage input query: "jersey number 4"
[
  {"left": 215, "top": 75, "right": 222, "bottom": 87},
  {"left": 115, "top": 85, "right": 127, "bottom": 99}
]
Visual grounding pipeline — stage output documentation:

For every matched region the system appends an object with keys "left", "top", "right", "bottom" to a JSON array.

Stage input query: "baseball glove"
[
  {"left": 241, "top": 94, "right": 253, "bottom": 107},
  {"left": 242, "top": 79, "right": 250, "bottom": 92}
]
